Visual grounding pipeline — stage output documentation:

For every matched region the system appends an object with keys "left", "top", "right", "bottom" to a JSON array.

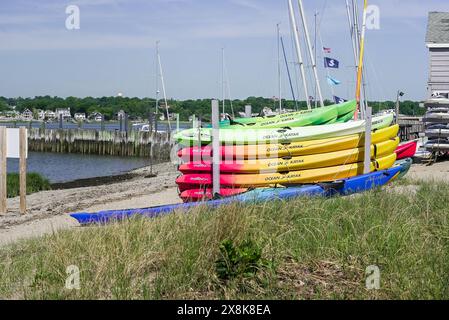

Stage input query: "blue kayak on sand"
[{"left": 70, "top": 163, "right": 408, "bottom": 225}]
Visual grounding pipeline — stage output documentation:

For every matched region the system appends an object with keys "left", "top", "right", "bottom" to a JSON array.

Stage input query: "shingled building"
[{"left": 426, "top": 12, "right": 449, "bottom": 97}]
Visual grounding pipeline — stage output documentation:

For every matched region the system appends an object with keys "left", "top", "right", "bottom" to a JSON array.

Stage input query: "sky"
[{"left": 0, "top": 0, "right": 449, "bottom": 101}]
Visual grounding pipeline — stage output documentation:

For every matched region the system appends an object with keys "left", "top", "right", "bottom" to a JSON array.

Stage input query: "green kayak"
[
  {"left": 335, "top": 110, "right": 356, "bottom": 123},
  {"left": 335, "top": 100, "right": 357, "bottom": 117},
  {"left": 175, "top": 114, "right": 393, "bottom": 146},
  {"left": 220, "top": 100, "right": 356, "bottom": 129}
]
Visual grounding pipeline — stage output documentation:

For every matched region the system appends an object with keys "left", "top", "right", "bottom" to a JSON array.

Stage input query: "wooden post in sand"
[
  {"left": 19, "top": 127, "right": 27, "bottom": 214},
  {"left": 0, "top": 127, "right": 7, "bottom": 214},
  {"left": 0, "top": 127, "right": 28, "bottom": 215},
  {"left": 211, "top": 100, "right": 221, "bottom": 197}
]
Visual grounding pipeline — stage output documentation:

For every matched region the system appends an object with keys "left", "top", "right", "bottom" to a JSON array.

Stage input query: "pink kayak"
[
  {"left": 180, "top": 188, "right": 248, "bottom": 202},
  {"left": 395, "top": 141, "right": 417, "bottom": 160}
]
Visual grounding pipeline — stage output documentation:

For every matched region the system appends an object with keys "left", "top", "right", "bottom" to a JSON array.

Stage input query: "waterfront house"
[
  {"left": 261, "top": 107, "right": 276, "bottom": 116},
  {"left": 95, "top": 113, "right": 103, "bottom": 122},
  {"left": 168, "top": 113, "right": 177, "bottom": 121},
  {"left": 426, "top": 12, "right": 449, "bottom": 97},
  {"left": 45, "top": 110, "right": 56, "bottom": 121},
  {"left": 89, "top": 112, "right": 103, "bottom": 122},
  {"left": 0, "top": 111, "right": 14, "bottom": 120},
  {"left": 74, "top": 112, "right": 86, "bottom": 121},
  {"left": 55, "top": 108, "right": 72, "bottom": 120},
  {"left": 21, "top": 109, "right": 33, "bottom": 121},
  {"left": 35, "top": 109, "right": 45, "bottom": 120},
  {"left": 5, "top": 110, "right": 19, "bottom": 119},
  {"left": 117, "top": 110, "right": 126, "bottom": 120}
]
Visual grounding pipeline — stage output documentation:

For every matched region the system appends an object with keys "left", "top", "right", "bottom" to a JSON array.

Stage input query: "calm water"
[{"left": 7, "top": 152, "right": 153, "bottom": 183}]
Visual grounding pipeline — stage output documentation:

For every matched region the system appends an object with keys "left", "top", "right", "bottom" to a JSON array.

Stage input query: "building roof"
[{"left": 426, "top": 12, "right": 449, "bottom": 44}]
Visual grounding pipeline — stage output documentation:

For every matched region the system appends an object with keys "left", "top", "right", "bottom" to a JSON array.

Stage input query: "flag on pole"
[
  {"left": 333, "top": 96, "right": 348, "bottom": 104},
  {"left": 323, "top": 47, "right": 331, "bottom": 53},
  {"left": 327, "top": 76, "right": 341, "bottom": 86},
  {"left": 324, "top": 57, "right": 339, "bottom": 68}
]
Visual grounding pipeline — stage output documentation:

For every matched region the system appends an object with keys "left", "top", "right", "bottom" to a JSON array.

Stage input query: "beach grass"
[
  {"left": 0, "top": 180, "right": 448, "bottom": 299},
  {"left": 6, "top": 173, "right": 51, "bottom": 198}
]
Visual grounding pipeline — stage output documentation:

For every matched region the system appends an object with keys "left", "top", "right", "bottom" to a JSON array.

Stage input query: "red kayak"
[
  {"left": 180, "top": 188, "right": 248, "bottom": 202},
  {"left": 395, "top": 141, "right": 417, "bottom": 160}
]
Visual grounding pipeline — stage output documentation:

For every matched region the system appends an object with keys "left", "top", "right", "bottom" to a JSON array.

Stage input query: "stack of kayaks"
[
  {"left": 423, "top": 98, "right": 449, "bottom": 152},
  {"left": 70, "top": 160, "right": 411, "bottom": 225},
  {"left": 174, "top": 101, "right": 399, "bottom": 201},
  {"left": 69, "top": 102, "right": 413, "bottom": 225}
]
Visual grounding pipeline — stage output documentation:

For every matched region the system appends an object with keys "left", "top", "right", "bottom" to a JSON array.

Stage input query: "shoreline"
[
  {"left": 1, "top": 160, "right": 449, "bottom": 246},
  {"left": 0, "top": 161, "right": 181, "bottom": 245},
  {"left": 50, "top": 173, "right": 139, "bottom": 190},
  {"left": 48, "top": 161, "right": 163, "bottom": 190}
]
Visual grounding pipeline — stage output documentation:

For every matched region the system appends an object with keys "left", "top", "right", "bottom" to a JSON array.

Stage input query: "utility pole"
[{"left": 396, "top": 91, "right": 405, "bottom": 124}]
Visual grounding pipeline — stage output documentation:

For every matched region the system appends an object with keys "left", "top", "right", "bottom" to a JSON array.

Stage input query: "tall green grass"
[
  {"left": 6, "top": 173, "right": 51, "bottom": 198},
  {"left": 0, "top": 181, "right": 448, "bottom": 299}
]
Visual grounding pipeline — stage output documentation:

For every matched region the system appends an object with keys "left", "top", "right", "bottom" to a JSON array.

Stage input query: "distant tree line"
[{"left": 0, "top": 96, "right": 426, "bottom": 121}]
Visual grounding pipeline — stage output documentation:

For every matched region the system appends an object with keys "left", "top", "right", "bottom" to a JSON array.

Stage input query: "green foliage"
[
  {"left": 370, "top": 100, "right": 425, "bottom": 116},
  {"left": 215, "top": 239, "right": 263, "bottom": 280},
  {"left": 6, "top": 173, "right": 51, "bottom": 198},
  {"left": 1, "top": 180, "right": 449, "bottom": 299},
  {"left": 0, "top": 99, "right": 9, "bottom": 112},
  {"left": 0, "top": 96, "right": 425, "bottom": 121}
]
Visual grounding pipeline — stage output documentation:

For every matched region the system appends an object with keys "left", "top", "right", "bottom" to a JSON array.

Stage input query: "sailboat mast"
[
  {"left": 346, "top": 0, "right": 363, "bottom": 113},
  {"left": 297, "top": 0, "right": 324, "bottom": 108},
  {"left": 281, "top": 36, "right": 297, "bottom": 106},
  {"left": 155, "top": 41, "right": 160, "bottom": 117},
  {"left": 353, "top": 0, "right": 369, "bottom": 118},
  {"left": 314, "top": 10, "right": 318, "bottom": 108},
  {"left": 157, "top": 42, "right": 171, "bottom": 132},
  {"left": 287, "top": 0, "right": 310, "bottom": 109},
  {"left": 221, "top": 48, "right": 225, "bottom": 116},
  {"left": 346, "top": 0, "right": 359, "bottom": 72},
  {"left": 356, "top": 0, "right": 368, "bottom": 120},
  {"left": 352, "top": 0, "right": 360, "bottom": 54},
  {"left": 277, "top": 23, "right": 282, "bottom": 112}
]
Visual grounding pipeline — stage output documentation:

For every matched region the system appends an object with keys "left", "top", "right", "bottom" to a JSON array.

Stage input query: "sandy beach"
[
  {"left": 1, "top": 160, "right": 448, "bottom": 246},
  {"left": 0, "top": 162, "right": 180, "bottom": 245}
]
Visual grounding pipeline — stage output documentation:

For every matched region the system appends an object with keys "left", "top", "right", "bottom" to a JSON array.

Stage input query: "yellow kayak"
[
  {"left": 179, "top": 137, "right": 399, "bottom": 174},
  {"left": 176, "top": 153, "right": 397, "bottom": 189},
  {"left": 178, "top": 124, "right": 399, "bottom": 161}
]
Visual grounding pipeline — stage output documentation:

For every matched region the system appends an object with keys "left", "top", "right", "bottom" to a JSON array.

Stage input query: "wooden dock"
[
  {"left": 27, "top": 128, "right": 173, "bottom": 160},
  {"left": 398, "top": 116, "right": 424, "bottom": 141}
]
